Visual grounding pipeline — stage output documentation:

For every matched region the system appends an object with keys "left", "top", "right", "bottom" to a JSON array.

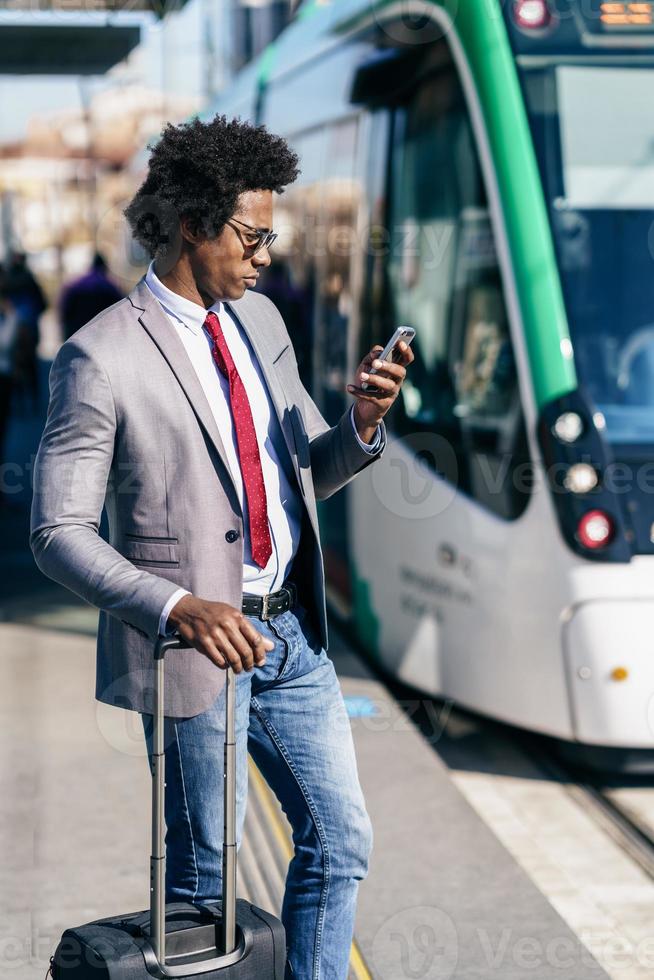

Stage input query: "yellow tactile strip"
[{"left": 242, "top": 758, "right": 373, "bottom": 980}]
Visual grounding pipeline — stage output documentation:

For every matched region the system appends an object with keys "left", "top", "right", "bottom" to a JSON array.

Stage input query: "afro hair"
[{"left": 124, "top": 115, "right": 300, "bottom": 259}]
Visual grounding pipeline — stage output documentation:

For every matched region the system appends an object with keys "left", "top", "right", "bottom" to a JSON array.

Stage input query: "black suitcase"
[{"left": 49, "top": 634, "right": 287, "bottom": 978}]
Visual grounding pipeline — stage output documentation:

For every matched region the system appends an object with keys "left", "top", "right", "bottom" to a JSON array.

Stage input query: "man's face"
[{"left": 191, "top": 189, "right": 273, "bottom": 304}]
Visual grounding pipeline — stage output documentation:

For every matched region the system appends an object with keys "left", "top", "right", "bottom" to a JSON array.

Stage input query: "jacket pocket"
[{"left": 123, "top": 535, "right": 180, "bottom": 567}]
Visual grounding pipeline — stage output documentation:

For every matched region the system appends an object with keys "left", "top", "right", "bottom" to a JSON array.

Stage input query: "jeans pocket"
[{"left": 266, "top": 617, "right": 293, "bottom": 680}]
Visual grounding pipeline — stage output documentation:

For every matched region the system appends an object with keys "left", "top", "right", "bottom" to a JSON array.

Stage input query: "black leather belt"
[{"left": 241, "top": 582, "right": 297, "bottom": 620}]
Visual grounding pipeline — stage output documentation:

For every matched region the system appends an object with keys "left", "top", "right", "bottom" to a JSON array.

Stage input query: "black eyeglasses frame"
[{"left": 227, "top": 216, "right": 278, "bottom": 255}]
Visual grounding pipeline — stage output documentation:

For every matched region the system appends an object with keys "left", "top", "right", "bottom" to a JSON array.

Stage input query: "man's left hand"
[{"left": 347, "top": 341, "right": 414, "bottom": 440}]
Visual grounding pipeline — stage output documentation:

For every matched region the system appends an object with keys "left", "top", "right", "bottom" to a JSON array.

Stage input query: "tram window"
[
  {"left": 260, "top": 128, "right": 327, "bottom": 389},
  {"left": 317, "top": 118, "right": 362, "bottom": 423},
  {"left": 382, "top": 58, "right": 531, "bottom": 521}
]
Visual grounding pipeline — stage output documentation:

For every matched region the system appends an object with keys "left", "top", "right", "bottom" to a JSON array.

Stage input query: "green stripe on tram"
[
  {"left": 257, "top": 41, "right": 278, "bottom": 90},
  {"left": 446, "top": 0, "right": 577, "bottom": 409}
]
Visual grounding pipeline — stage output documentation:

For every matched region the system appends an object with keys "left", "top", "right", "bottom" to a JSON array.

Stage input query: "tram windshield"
[{"left": 522, "top": 62, "right": 654, "bottom": 444}]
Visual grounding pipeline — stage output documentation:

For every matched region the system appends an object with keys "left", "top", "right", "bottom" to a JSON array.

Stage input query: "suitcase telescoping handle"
[{"left": 152, "top": 636, "right": 237, "bottom": 968}]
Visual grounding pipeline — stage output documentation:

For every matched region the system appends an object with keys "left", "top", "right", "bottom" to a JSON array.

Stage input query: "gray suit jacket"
[{"left": 30, "top": 278, "right": 386, "bottom": 717}]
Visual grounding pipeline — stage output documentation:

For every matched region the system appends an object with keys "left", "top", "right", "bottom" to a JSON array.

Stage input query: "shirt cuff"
[
  {"left": 159, "top": 588, "right": 191, "bottom": 636},
  {"left": 350, "top": 404, "right": 383, "bottom": 454}
]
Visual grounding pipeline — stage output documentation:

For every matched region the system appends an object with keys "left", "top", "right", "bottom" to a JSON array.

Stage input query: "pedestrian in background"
[
  {"left": 59, "top": 252, "right": 123, "bottom": 341},
  {"left": 0, "top": 284, "right": 20, "bottom": 509},
  {"left": 5, "top": 251, "right": 46, "bottom": 413}
]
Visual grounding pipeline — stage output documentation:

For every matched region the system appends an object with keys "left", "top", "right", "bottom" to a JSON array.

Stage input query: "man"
[
  {"left": 0, "top": 281, "right": 20, "bottom": 509},
  {"left": 5, "top": 250, "right": 46, "bottom": 412},
  {"left": 30, "top": 115, "right": 413, "bottom": 980},
  {"left": 59, "top": 252, "right": 123, "bottom": 341}
]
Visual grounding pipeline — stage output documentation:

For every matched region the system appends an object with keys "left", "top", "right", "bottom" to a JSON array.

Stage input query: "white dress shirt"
[{"left": 143, "top": 262, "right": 382, "bottom": 635}]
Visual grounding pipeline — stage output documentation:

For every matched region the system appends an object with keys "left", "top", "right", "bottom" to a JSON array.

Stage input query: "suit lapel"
[
  {"left": 129, "top": 278, "right": 300, "bottom": 497},
  {"left": 224, "top": 295, "right": 299, "bottom": 473}
]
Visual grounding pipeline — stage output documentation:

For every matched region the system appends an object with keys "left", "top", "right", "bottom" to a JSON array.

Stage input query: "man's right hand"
[{"left": 167, "top": 595, "right": 274, "bottom": 674}]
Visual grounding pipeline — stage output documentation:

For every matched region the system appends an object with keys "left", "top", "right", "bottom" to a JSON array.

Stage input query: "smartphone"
[{"left": 360, "top": 325, "right": 416, "bottom": 390}]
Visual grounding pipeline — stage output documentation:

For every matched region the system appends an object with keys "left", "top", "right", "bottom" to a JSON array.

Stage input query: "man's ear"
[{"left": 180, "top": 214, "right": 205, "bottom": 246}]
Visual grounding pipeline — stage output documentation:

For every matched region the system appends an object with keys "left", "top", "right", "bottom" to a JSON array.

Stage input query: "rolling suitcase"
[{"left": 49, "top": 634, "right": 287, "bottom": 978}]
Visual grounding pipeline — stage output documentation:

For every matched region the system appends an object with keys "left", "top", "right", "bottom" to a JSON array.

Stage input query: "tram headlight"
[
  {"left": 513, "top": 0, "right": 552, "bottom": 29},
  {"left": 564, "top": 463, "right": 599, "bottom": 494},
  {"left": 576, "top": 509, "right": 615, "bottom": 550},
  {"left": 552, "top": 411, "right": 584, "bottom": 443}
]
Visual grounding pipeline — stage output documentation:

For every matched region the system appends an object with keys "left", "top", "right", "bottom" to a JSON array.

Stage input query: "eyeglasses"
[{"left": 226, "top": 216, "right": 278, "bottom": 255}]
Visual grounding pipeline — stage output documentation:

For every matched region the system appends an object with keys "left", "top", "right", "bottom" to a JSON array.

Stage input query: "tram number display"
[{"left": 593, "top": 2, "right": 654, "bottom": 29}]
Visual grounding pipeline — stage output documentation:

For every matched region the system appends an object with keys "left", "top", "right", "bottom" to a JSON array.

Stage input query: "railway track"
[{"left": 524, "top": 742, "right": 654, "bottom": 881}]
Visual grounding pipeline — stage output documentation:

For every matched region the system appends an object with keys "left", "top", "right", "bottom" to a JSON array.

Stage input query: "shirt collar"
[{"left": 145, "top": 260, "right": 223, "bottom": 336}]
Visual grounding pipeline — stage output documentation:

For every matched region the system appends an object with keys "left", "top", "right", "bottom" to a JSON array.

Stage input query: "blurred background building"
[{"left": 0, "top": 0, "right": 303, "bottom": 349}]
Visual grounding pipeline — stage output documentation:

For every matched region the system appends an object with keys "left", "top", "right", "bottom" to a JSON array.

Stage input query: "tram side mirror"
[{"left": 350, "top": 47, "right": 423, "bottom": 107}]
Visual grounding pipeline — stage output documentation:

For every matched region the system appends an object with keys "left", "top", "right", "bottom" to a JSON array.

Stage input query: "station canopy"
[{"left": 0, "top": 2, "right": 189, "bottom": 74}]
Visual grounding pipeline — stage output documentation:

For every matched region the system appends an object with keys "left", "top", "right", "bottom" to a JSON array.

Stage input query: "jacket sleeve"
[
  {"left": 297, "top": 368, "right": 387, "bottom": 501},
  {"left": 30, "top": 339, "right": 185, "bottom": 639}
]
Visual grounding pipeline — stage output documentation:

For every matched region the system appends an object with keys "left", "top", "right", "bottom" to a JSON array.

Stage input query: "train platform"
[{"left": 0, "top": 604, "right": 612, "bottom": 980}]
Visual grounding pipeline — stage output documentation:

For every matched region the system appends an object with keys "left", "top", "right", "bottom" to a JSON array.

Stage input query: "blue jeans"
[{"left": 140, "top": 600, "right": 373, "bottom": 980}]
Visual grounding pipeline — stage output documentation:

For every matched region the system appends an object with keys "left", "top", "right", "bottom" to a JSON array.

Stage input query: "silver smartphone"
[{"left": 360, "top": 325, "right": 416, "bottom": 390}]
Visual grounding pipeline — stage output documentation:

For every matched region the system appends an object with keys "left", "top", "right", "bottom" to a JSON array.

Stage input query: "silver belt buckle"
[{"left": 261, "top": 593, "right": 270, "bottom": 620}]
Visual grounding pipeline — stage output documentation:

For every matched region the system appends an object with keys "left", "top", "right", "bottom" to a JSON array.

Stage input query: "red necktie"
[{"left": 203, "top": 311, "right": 272, "bottom": 569}]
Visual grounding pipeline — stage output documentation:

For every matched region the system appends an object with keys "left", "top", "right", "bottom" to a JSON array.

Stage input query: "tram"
[{"left": 207, "top": 0, "right": 654, "bottom": 768}]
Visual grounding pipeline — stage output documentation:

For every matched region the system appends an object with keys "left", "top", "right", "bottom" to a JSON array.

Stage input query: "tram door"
[
  {"left": 380, "top": 61, "right": 530, "bottom": 520},
  {"left": 313, "top": 118, "right": 365, "bottom": 604},
  {"left": 267, "top": 118, "right": 365, "bottom": 606},
  {"left": 352, "top": 36, "right": 530, "bottom": 688}
]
